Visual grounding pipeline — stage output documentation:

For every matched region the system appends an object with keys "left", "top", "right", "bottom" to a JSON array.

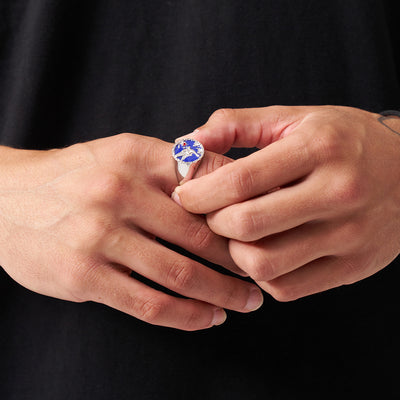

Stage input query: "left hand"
[
  {"left": 173, "top": 106, "right": 400, "bottom": 300},
  {"left": 0, "top": 133, "right": 262, "bottom": 331}
]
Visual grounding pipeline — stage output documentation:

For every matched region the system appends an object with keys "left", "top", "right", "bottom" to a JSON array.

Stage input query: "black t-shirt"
[{"left": 1, "top": 1, "right": 399, "bottom": 399}]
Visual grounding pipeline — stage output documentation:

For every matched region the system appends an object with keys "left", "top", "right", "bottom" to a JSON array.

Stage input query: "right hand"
[{"left": 0, "top": 133, "right": 263, "bottom": 331}]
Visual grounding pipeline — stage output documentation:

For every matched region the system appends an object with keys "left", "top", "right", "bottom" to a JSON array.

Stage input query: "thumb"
[
  {"left": 177, "top": 106, "right": 306, "bottom": 154},
  {"left": 170, "top": 149, "right": 232, "bottom": 207}
]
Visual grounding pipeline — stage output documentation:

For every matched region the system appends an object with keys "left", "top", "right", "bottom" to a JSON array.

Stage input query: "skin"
[
  {"left": 0, "top": 133, "right": 263, "bottom": 331},
  {"left": 174, "top": 106, "right": 400, "bottom": 301}
]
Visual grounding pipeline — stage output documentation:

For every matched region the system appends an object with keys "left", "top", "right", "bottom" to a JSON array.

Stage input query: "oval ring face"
[{"left": 172, "top": 138, "right": 204, "bottom": 164}]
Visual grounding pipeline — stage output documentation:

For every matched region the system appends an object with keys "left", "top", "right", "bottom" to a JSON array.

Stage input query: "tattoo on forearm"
[{"left": 378, "top": 115, "right": 400, "bottom": 137}]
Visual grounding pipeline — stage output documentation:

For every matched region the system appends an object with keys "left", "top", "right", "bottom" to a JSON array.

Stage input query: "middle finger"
[
  {"left": 207, "top": 177, "right": 325, "bottom": 242},
  {"left": 125, "top": 186, "right": 244, "bottom": 275},
  {"left": 102, "top": 227, "right": 264, "bottom": 313}
]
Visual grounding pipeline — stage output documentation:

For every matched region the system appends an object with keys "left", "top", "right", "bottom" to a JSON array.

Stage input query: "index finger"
[
  {"left": 174, "top": 132, "right": 316, "bottom": 214},
  {"left": 180, "top": 106, "right": 306, "bottom": 153}
]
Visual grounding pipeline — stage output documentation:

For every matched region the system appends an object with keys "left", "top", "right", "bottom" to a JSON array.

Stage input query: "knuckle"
[
  {"left": 104, "top": 226, "right": 128, "bottom": 251},
  {"left": 249, "top": 251, "right": 279, "bottom": 282},
  {"left": 234, "top": 209, "right": 258, "bottom": 241},
  {"left": 82, "top": 213, "right": 115, "bottom": 250},
  {"left": 341, "top": 256, "right": 364, "bottom": 279},
  {"left": 185, "top": 221, "right": 214, "bottom": 251},
  {"left": 309, "top": 125, "right": 344, "bottom": 161},
  {"left": 206, "top": 154, "right": 231, "bottom": 175},
  {"left": 115, "top": 132, "right": 134, "bottom": 143},
  {"left": 331, "top": 173, "right": 365, "bottom": 209},
  {"left": 219, "top": 283, "right": 240, "bottom": 309},
  {"left": 181, "top": 308, "right": 208, "bottom": 331},
  {"left": 64, "top": 213, "right": 112, "bottom": 252},
  {"left": 165, "top": 260, "right": 196, "bottom": 291},
  {"left": 109, "top": 133, "right": 138, "bottom": 164},
  {"left": 228, "top": 166, "right": 254, "bottom": 201},
  {"left": 268, "top": 282, "right": 299, "bottom": 302},
  {"left": 136, "top": 297, "right": 166, "bottom": 324},
  {"left": 339, "top": 220, "right": 367, "bottom": 251},
  {"left": 63, "top": 262, "right": 99, "bottom": 300},
  {"left": 114, "top": 132, "right": 136, "bottom": 153},
  {"left": 89, "top": 172, "right": 126, "bottom": 204},
  {"left": 209, "top": 108, "right": 235, "bottom": 123}
]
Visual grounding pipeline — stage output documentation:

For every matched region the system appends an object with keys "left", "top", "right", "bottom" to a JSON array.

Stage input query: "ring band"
[{"left": 172, "top": 138, "right": 204, "bottom": 184}]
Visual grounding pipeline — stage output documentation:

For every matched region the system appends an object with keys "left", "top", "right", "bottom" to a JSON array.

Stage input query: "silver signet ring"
[{"left": 172, "top": 138, "right": 205, "bottom": 184}]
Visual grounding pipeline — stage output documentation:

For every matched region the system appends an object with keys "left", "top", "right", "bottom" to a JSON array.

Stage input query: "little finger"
[
  {"left": 87, "top": 264, "right": 227, "bottom": 331},
  {"left": 228, "top": 221, "right": 338, "bottom": 282},
  {"left": 259, "top": 254, "right": 372, "bottom": 302}
]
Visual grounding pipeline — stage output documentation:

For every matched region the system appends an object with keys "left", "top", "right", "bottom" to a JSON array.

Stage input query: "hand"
[
  {"left": 0, "top": 133, "right": 263, "bottom": 331},
  {"left": 174, "top": 106, "right": 400, "bottom": 300}
]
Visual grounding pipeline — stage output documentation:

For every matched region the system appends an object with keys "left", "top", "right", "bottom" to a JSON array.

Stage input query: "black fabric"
[{"left": 1, "top": 1, "right": 399, "bottom": 399}]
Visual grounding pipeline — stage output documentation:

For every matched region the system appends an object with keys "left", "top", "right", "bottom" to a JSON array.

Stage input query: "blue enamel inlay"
[{"left": 173, "top": 139, "right": 203, "bottom": 162}]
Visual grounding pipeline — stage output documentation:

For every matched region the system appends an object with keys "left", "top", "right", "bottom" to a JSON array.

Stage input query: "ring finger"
[{"left": 229, "top": 220, "right": 342, "bottom": 281}]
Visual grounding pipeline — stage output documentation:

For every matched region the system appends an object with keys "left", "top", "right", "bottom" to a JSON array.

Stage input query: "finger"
[
  {"left": 206, "top": 177, "right": 324, "bottom": 241},
  {"left": 179, "top": 106, "right": 307, "bottom": 153},
  {"left": 126, "top": 186, "right": 245, "bottom": 275},
  {"left": 258, "top": 254, "right": 372, "bottom": 302},
  {"left": 102, "top": 227, "right": 264, "bottom": 313},
  {"left": 159, "top": 143, "right": 233, "bottom": 194},
  {"left": 192, "top": 149, "right": 233, "bottom": 179},
  {"left": 228, "top": 220, "right": 346, "bottom": 282},
  {"left": 88, "top": 265, "right": 227, "bottom": 331},
  {"left": 174, "top": 132, "right": 316, "bottom": 214}
]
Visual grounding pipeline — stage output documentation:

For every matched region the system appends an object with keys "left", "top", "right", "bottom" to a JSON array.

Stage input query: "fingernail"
[
  {"left": 245, "top": 287, "right": 264, "bottom": 311},
  {"left": 171, "top": 190, "right": 182, "bottom": 206},
  {"left": 174, "top": 129, "right": 199, "bottom": 143},
  {"left": 212, "top": 308, "right": 227, "bottom": 326}
]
